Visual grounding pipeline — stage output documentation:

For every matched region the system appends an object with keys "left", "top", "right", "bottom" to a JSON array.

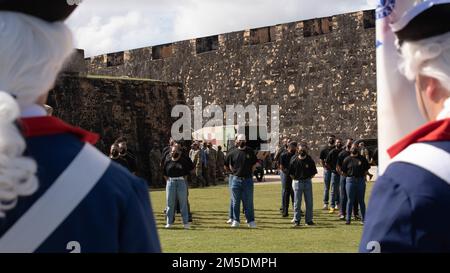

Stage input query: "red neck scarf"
[
  {"left": 20, "top": 116, "right": 99, "bottom": 145},
  {"left": 388, "top": 118, "right": 450, "bottom": 158}
]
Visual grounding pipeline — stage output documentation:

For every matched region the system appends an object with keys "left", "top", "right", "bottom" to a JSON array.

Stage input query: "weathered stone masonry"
[
  {"left": 86, "top": 10, "right": 377, "bottom": 160},
  {"left": 48, "top": 69, "right": 184, "bottom": 185}
]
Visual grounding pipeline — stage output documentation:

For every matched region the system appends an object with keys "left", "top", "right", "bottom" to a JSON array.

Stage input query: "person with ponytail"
[
  {"left": 0, "top": 1, "right": 160, "bottom": 253},
  {"left": 361, "top": 1, "right": 450, "bottom": 253}
]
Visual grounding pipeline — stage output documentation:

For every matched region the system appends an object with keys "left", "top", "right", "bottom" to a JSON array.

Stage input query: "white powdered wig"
[
  {"left": 0, "top": 12, "right": 74, "bottom": 217},
  {"left": 399, "top": 31, "right": 450, "bottom": 120}
]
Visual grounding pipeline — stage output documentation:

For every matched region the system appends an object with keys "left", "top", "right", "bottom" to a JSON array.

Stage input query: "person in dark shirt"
[
  {"left": 225, "top": 134, "right": 258, "bottom": 228},
  {"left": 289, "top": 143, "right": 317, "bottom": 226},
  {"left": 160, "top": 138, "right": 174, "bottom": 216},
  {"left": 274, "top": 138, "right": 289, "bottom": 168},
  {"left": 358, "top": 141, "right": 374, "bottom": 181},
  {"left": 325, "top": 138, "right": 343, "bottom": 213},
  {"left": 117, "top": 139, "right": 137, "bottom": 174},
  {"left": 341, "top": 145, "right": 370, "bottom": 225},
  {"left": 163, "top": 144, "right": 194, "bottom": 229},
  {"left": 110, "top": 143, "right": 128, "bottom": 168},
  {"left": 225, "top": 140, "right": 238, "bottom": 224},
  {"left": 110, "top": 137, "right": 137, "bottom": 175},
  {"left": 275, "top": 138, "right": 289, "bottom": 211},
  {"left": 336, "top": 138, "right": 359, "bottom": 221},
  {"left": 279, "top": 142, "right": 297, "bottom": 217},
  {"left": 319, "top": 134, "right": 336, "bottom": 210}
]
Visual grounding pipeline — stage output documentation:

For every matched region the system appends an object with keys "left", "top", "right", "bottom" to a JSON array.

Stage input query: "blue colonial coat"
[
  {"left": 0, "top": 116, "right": 161, "bottom": 253},
  {"left": 360, "top": 118, "right": 450, "bottom": 253}
]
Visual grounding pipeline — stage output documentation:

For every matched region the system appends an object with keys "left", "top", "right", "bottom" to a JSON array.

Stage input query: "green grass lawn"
[{"left": 150, "top": 180, "right": 373, "bottom": 253}]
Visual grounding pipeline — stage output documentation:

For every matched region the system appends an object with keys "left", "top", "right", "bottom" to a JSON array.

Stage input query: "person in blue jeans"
[
  {"left": 341, "top": 145, "right": 370, "bottom": 225},
  {"left": 289, "top": 143, "right": 317, "bottom": 226},
  {"left": 163, "top": 144, "right": 194, "bottom": 229},
  {"left": 319, "top": 135, "right": 336, "bottom": 210},
  {"left": 225, "top": 134, "right": 258, "bottom": 228},
  {"left": 226, "top": 174, "right": 247, "bottom": 223},
  {"left": 325, "top": 138, "right": 343, "bottom": 213},
  {"left": 279, "top": 142, "right": 297, "bottom": 217},
  {"left": 275, "top": 138, "right": 289, "bottom": 210},
  {"left": 336, "top": 138, "right": 360, "bottom": 221}
]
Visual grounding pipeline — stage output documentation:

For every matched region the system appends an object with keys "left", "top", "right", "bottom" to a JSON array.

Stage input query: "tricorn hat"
[
  {"left": 390, "top": 1, "right": 450, "bottom": 45},
  {"left": 0, "top": 0, "right": 79, "bottom": 22}
]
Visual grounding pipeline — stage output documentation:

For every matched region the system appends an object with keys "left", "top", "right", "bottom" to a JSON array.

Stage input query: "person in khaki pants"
[{"left": 189, "top": 141, "right": 206, "bottom": 187}]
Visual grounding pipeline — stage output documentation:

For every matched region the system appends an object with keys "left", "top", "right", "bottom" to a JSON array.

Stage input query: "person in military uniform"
[
  {"left": 216, "top": 145, "right": 225, "bottom": 182},
  {"left": 149, "top": 142, "right": 162, "bottom": 186},
  {"left": 206, "top": 142, "right": 217, "bottom": 186},
  {"left": 361, "top": 0, "right": 450, "bottom": 252},
  {"left": 200, "top": 142, "right": 209, "bottom": 186},
  {"left": 358, "top": 142, "right": 374, "bottom": 180},
  {"left": 189, "top": 141, "right": 206, "bottom": 187},
  {"left": 263, "top": 151, "right": 274, "bottom": 174},
  {"left": 0, "top": 0, "right": 160, "bottom": 253}
]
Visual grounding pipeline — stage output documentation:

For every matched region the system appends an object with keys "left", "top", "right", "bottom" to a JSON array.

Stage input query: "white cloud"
[
  {"left": 173, "top": 0, "right": 373, "bottom": 39},
  {"left": 67, "top": 0, "right": 376, "bottom": 57},
  {"left": 70, "top": 11, "right": 169, "bottom": 56}
]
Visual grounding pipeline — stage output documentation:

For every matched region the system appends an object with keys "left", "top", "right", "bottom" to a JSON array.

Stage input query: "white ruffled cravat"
[
  {"left": 437, "top": 97, "right": 450, "bottom": 120},
  {"left": 20, "top": 104, "right": 47, "bottom": 118}
]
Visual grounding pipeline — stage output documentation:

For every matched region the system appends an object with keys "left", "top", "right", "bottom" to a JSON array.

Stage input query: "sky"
[{"left": 66, "top": 0, "right": 376, "bottom": 57}]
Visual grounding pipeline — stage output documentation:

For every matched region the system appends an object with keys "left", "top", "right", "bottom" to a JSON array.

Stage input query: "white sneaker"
[
  {"left": 231, "top": 221, "right": 240, "bottom": 228},
  {"left": 291, "top": 218, "right": 296, "bottom": 223},
  {"left": 183, "top": 224, "right": 191, "bottom": 229},
  {"left": 226, "top": 219, "right": 233, "bottom": 224},
  {"left": 165, "top": 224, "right": 172, "bottom": 229},
  {"left": 322, "top": 204, "right": 328, "bottom": 210},
  {"left": 248, "top": 221, "right": 257, "bottom": 228}
]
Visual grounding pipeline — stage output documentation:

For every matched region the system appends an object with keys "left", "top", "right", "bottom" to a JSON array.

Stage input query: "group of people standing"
[
  {"left": 320, "top": 135, "right": 371, "bottom": 224},
  {"left": 160, "top": 139, "right": 243, "bottom": 229},
  {"left": 159, "top": 133, "right": 374, "bottom": 229},
  {"left": 275, "top": 135, "right": 373, "bottom": 226},
  {"left": 189, "top": 141, "right": 226, "bottom": 187},
  {"left": 109, "top": 137, "right": 138, "bottom": 175}
]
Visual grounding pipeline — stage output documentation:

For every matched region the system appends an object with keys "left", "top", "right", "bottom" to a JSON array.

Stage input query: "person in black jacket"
[
  {"left": 289, "top": 143, "right": 317, "bottom": 226},
  {"left": 341, "top": 145, "right": 370, "bottom": 225}
]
